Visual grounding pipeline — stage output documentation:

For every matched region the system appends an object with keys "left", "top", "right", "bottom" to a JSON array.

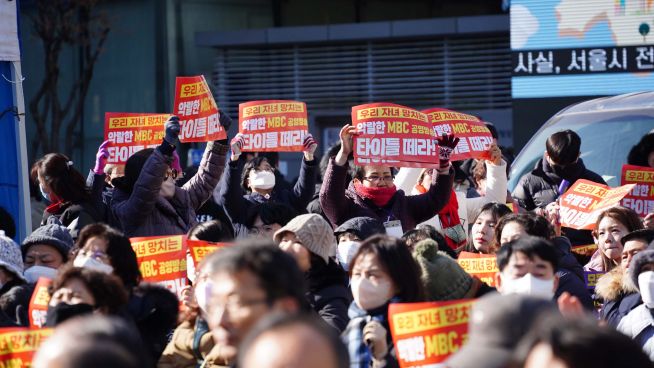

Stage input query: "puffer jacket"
[
  {"left": 595, "top": 265, "right": 642, "bottom": 327},
  {"left": 617, "top": 304, "right": 654, "bottom": 361},
  {"left": 552, "top": 237, "right": 594, "bottom": 310},
  {"left": 112, "top": 143, "right": 228, "bottom": 237},
  {"left": 320, "top": 158, "right": 453, "bottom": 230}
]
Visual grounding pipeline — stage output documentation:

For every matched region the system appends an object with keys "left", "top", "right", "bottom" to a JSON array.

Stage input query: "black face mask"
[
  {"left": 45, "top": 303, "right": 94, "bottom": 327},
  {"left": 550, "top": 161, "right": 580, "bottom": 180}
]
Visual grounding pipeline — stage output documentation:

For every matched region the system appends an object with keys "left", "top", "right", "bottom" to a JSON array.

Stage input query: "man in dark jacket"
[{"left": 512, "top": 129, "right": 606, "bottom": 245}]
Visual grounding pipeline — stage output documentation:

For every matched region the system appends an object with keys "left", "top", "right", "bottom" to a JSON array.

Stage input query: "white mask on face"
[
  {"left": 638, "top": 271, "right": 654, "bottom": 309},
  {"left": 194, "top": 281, "right": 212, "bottom": 316},
  {"left": 351, "top": 276, "right": 394, "bottom": 311},
  {"left": 250, "top": 170, "right": 276, "bottom": 190},
  {"left": 24, "top": 266, "right": 58, "bottom": 284},
  {"left": 73, "top": 255, "right": 114, "bottom": 274},
  {"left": 500, "top": 273, "right": 555, "bottom": 299},
  {"left": 337, "top": 241, "right": 361, "bottom": 272},
  {"left": 160, "top": 177, "right": 176, "bottom": 199}
]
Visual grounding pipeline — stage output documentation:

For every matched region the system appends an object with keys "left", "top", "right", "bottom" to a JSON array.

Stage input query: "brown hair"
[
  {"left": 36, "top": 153, "right": 90, "bottom": 203},
  {"left": 50, "top": 266, "right": 128, "bottom": 315},
  {"left": 593, "top": 206, "right": 643, "bottom": 272}
]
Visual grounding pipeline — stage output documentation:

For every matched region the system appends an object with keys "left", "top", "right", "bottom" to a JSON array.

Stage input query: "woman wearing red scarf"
[{"left": 320, "top": 123, "right": 457, "bottom": 233}]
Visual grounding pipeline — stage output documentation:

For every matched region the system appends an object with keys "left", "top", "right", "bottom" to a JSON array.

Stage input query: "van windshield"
[{"left": 508, "top": 111, "right": 654, "bottom": 191}]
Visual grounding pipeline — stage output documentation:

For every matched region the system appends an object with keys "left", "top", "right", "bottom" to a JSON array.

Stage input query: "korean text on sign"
[
  {"left": 174, "top": 76, "right": 227, "bottom": 143},
  {"left": 28, "top": 277, "right": 52, "bottom": 328},
  {"left": 559, "top": 179, "right": 635, "bottom": 230},
  {"left": 104, "top": 113, "right": 170, "bottom": 164},
  {"left": 0, "top": 327, "right": 53, "bottom": 367},
  {"left": 620, "top": 164, "right": 654, "bottom": 217},
  {"left": 457, "top": 252, "right": 498, "bottom": 287},
  {"left": 187, "top": 239, "right": 228, "bottom": 273},
  {"left": 352, "top": 103, "right": 440, "bottom": 168},
  {"left": 238, "top": 100, "right": 309, "bottom": 152},
  {"left": 423, "top": 108, "right": 493, "bottom": 161},
  {"left": 389, "top": 300, "right": 475, "bottom": 367},
  {"left": 130, "top": 235, "right": 188, "bottom": 299}
]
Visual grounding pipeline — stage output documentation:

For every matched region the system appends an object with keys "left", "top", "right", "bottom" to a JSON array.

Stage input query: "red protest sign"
[
  {"left": 130, "top": 235, "right": 188, "bottom": 299},
  {"left": 0, "top": 327, "right": 53, "bottom": 366},
  {"left": 423, "top": 108, "right": 493, "bottom": 161},
  {"left": 187, "top": 240, "right": 229, "bottom": 272},
  {"left": 352, "top": 103, "right": 440, "bottom": 168},
  {"left": 457, "top": 252, "right": 498, "bottom": 287},
  {"left": 104, "top": 112, "right": 171, "bottom": 164},
  {"left": 174, "top": 76, "right": 227, "bottom": 143},
  {"left": 389, "top": 300, "right": 474, "bottom": 367},
  {"left": 620, "top": 164, "right": 654, "bottom": 217},
  {"left": 559, "top": 179, "right": 635, "bottom": 230},
  {"left": 28, "top": 278, "right": 52, "bottom": 328},
  {"left": 238, "top": 100, "right": 309, "bottom": 152}
]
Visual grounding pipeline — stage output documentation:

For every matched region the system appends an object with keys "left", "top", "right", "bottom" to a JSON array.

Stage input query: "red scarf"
[
  {"left": 354, "top": 182, "right": 397, "bottom": 207},
  {"left": 415, "top": 185, "right": 463, "bottom": 250},
  {"left": 44, "top": 193, "right": 65, "bottom": 215}
]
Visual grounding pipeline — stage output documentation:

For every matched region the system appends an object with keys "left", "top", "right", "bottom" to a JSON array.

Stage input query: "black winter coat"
[
  {"left": 306, "top": 258, "right": 351, "bottom": 333},
  {"left": 551, "top": 237, "right": 594, "bottom": 310}
]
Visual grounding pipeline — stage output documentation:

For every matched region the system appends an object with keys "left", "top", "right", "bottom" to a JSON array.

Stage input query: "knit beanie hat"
[
  {"left": 412, "top": 239, "right": 473, "bottom": 301},
  {"left": 630, "top": 249, "right": 654, "bottom": 290},
  {"left": 0, "top": 231, "right": 25, "bottom": 281},
  {"left": 21, "top": 224, "right": 74, "bottom": 260},
  {"left": 274, "top": 214, "right": 336, "bottom": 263}
]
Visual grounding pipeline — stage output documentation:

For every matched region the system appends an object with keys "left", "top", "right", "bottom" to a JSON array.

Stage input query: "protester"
[
  {"left": 204, "top": 241, "right": 306, "bottom": 366},
  {"left": 342, "top": 235, "right": 423, "bottom": 368},
  {"left": 495, "top": 212, "right": 593, "bottom": 310},
  {"left": 395, "top": 142, "right": 507, "bottom": 250},
  {"left": 187, "top": 219, "right": 234, "bottom": 243},
  {"left": 628, "top": 131, "right": 654, "bottom": 169},
  {"left": 458, "top": 202, "right": 512, "bottom": 254},
  {"left": 307, "top": 142, "right": 352, "bottom": 217},
  {"left": 412, "top": 239, "right": 494, "bottom": 301},
  {"left": 334, "top": 217, "right": 385, "bottom": 272},
  {"left": 46, "top": 266, "right": 128, "bottom": 326},
  {"left": 274, "top": 214, "right": 350, "bottom": 333},
  {"left": 512, "top": 130, "right": 606, "bottom": 245},
  {"left": 218, "top": 133, "right": 318, "bottom": 236},
  {"left": 32, "top": 153, "right": 105, "bottom": 237},
  {"left": 259, "top": 151, "right": 294, "bottom": 192},
  {"left": 618, "top": 249, "right": 654, "bottom": 360},
  {"left": 494, "top": 236, "right": 559, "bottom": 299},
  {"left": 239, "top": 313, "right": 349, "bottom": 368},
  {"left": 111, "top": 115, "right": 229, "bottom": 237},
  {"left": 0, "top": 232, "right": 29, "bottom": 326},
  {"left": 513, "top": 314, "right": 652, "bottom": 368},
  {"left": 34, "top": 315, "right": 148, "bottom": 368},
  {"left": 321, "top": 123, "right": 455, "bottom": 231},
  {"left": 86, "top": 141, "right": 118, "bottom": 216},
  {"left": 445, "top": 293, "right": 558, "bottom": 368},
  {"left": 585, "top": 206, "right": 644, "bottom": 272},
  {"left": 21, "top": 223, "right": 74, "bottom": 283},
  {"left": 244, "top": 202, "right": 297, "bottom": 240}
]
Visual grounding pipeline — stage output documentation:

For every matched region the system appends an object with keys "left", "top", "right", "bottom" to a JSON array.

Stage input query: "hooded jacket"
[
  {"left": 320, "top": 159, "right": 453, "bottom": 230},
  {"left": 111, "top": 143, "right": 227, "bottom": 237},
  {"left": 595, "top": 265, "right": 642, "bottom": 327},
  {"left": 551, "top": 237, "right": 594, "bottom": 310}
]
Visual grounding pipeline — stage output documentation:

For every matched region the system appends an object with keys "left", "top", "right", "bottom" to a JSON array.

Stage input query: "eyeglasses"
[
  {"left": 362, "top": 175, "right": 394, "bottom": 184},
  {"left": 164, "top": 169, "right": 179, "bottom": 180}
]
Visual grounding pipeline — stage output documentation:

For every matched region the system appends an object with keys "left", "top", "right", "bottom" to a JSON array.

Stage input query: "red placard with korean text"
[
  {"left": 130, "top": 235, "right": 188, "bottom": 299},
  {"left": 174, "top": 76, "right": 227, "bottom": 143},
  {"left": 104, "top": 112, "right": 170, "bottom": 164},
  {"left": 238, "top": 100, "right": 309, "bottom": 152},
  {"left": 28, "top": 278, "right": 52, "bottom": 328},
  {"left": 559, "top": 179, "right": 635, "bottom": 230},
  {"left": 457, "top": 252, "right": 498, "bottom": 287},
  {"left": 389, "top": 300, "right": 474, "bottom": 367},
  {"left": 187, "top": 240, "right": 229, "bottom": 271},
  {"left": 0, "top": 327, "right": 53, "bottom": 367},
  {"left": 423, "top": 108, "right": 493, "bottom": 161},
  {"left": 620, "top": 164, "right": 654, "bottom": 217},
  {"left": 352, "top": 103, "right": 440, "bottom": 168}
]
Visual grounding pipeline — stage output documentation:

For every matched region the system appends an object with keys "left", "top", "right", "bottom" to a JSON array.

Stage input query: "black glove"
[
  {"left": 219, "top": 110, "right": 232, "bottom": 131},
  {"left": 164, "top": 116, "right": 181, "bottom": 145}
]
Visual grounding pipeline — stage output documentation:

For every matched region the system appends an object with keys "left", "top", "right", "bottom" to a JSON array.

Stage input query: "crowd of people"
[{"left": 1, "top": 113, "right": 654, "bottom": 368}]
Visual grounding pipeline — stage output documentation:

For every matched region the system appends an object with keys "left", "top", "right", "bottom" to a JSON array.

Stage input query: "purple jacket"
[
  {"left": 111, "top": 142, "right": 228, "bottom": 237},
  {"left": 319, "top": 158, "right": 453, "bottom": 230}
]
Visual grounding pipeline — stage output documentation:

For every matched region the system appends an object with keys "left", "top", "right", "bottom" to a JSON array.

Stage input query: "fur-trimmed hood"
[{"left": 595, "top": 266, "right": 639, "bottom": 302}]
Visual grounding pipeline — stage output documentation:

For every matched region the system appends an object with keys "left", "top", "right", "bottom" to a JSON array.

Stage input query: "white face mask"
[
  {"left": 351, "top": 276, "right": 394, "bottom": 311},
  {"left": 73, "top": 255, "right": 114, "bottom": 274},
  {"left": 250, "top": 170, "right": 276, "bottom": 190},
  {"left": 24, "top": 266, "right": 58, "bottom": 284},
  {"left": 160, "top": 177, "right": 176, "bottom": 199},
  {"left": 337, "top": 241, "right": 361, "bottom": 272},
  {"left": 500, "top": 273, "right": 555, "bottom": 299},
  {"left": 187, "top": 252, "right": 196, "bottom": 284},
  {"left": 638, "top": 271, "right": 654, "bottom": 309},
  {"left": 194, "top": 280, "right": 212, "bottom": 317}
]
